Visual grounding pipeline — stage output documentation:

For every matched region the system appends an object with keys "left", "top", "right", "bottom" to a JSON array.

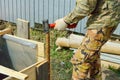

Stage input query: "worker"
[
  {"left": 54, "top": 0, "right": 120, "bottom": 80},
  {"left": 0, "top": 20, "right": 6, "bottom": 30}
]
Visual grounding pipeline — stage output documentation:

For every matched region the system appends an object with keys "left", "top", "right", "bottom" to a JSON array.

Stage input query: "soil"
[{"left": 102, "top": 68, "right": 120, "bottom": 80}]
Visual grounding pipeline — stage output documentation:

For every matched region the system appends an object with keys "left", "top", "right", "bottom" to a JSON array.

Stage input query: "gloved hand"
[{"left": 54, "top": 18, "right": 68, "bottom": 30}]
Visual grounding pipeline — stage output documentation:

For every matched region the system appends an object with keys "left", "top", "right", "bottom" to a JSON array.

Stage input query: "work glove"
[{"left": 54, "top": 18, "right": 68, "bottom": 30}]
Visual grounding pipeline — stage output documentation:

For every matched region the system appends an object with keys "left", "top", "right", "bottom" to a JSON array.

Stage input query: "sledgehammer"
[
  {"left": 43, "top": 20, "right": 77, "bottom": 80},
  {"left": 43, "top": 20, "right": 51, "bottom": 80}
]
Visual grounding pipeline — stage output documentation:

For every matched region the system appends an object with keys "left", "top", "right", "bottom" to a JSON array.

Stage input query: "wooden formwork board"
[
  {"left": 17, "top": 18, "right": 30, "bottom": 39},
  {"left": 3, "top": 60, "right": 48, "bottom": 80},
  {"left": 0, "top": 34, "right": 48, "bottom": 80}
]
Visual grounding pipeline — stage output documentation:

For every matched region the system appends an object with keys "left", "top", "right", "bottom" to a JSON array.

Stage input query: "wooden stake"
[{"left": 17, "top": 18, "right": 30, "bottom": 39}]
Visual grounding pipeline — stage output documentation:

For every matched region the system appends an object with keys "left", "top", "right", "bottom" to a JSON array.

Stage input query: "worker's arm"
[
  {"left": 64, "top": 0, "right": 97, "bottom": 25},
  {"left": 54, "top": 0, "right": 97, "bottom": 30}
]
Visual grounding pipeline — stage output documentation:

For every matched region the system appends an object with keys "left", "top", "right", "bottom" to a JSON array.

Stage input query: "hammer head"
[{"left": 43, "top": 20, "right": 49, "bottom": 33}]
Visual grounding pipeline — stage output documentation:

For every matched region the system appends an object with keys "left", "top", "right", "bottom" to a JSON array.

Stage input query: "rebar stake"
[{"left": 43, "top": 20, "right": 50, "bottom": 80}]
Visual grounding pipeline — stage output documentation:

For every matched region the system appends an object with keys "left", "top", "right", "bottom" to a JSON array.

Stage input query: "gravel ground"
[{"left": 102, "top": 68, "right": 120, "bottom": 80}]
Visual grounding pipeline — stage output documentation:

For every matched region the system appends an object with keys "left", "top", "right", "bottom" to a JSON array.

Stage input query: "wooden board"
[
  {"left": 56, "top": 34, "right": 120, "bottom": 55},
  {"left": 101, "top": 53, "right": 120, "bottom": 64},
  {"left": 0, "top": 65, "right": 28, "bottom": 80},
  {"left": 3, "top": 60, "right": 48, "bottom": 80},
  {"left": 20, "top": 60, "right": 48, "bottom": 80},
  {"left": 101, "top": 60, "right": 120, "bottom": 69},
  {"left": 36, "top": 60, "right": 49, "bottom": 80},
  {"left": 27, "top": 40, "right": 45, "bottom": 59},
  {"left": 17, "top": 18, "right": 30, "bottom": 39}
]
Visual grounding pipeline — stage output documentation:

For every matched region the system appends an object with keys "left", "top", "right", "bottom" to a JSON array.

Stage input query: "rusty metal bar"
[{"left": 43, "top": 19, "right": 50, "bottom": 80}]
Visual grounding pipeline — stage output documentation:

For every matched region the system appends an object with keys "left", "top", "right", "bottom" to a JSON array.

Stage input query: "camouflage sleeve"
[{"left": 64, "top": 0, "right": 97, "bottom": 24}]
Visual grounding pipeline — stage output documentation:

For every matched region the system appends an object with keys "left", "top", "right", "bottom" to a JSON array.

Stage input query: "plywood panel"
[
  {"left": 0, "top": 37, "right": 14, "bottom": 69},
  {"left": 2, "top": 34, "right": 38, "bottom": 71},
  {"left": 6, "top": 40, "right": 37, "bottom": 71}
]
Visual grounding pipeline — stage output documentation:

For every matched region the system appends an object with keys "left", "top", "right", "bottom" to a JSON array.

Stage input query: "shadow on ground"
[{"left": 102, "top": 69, "right": 120, "bottom": 80}]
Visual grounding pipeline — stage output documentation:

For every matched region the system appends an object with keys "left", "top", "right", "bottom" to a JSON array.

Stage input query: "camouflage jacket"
[{"left": 64, "top": 0, "right": 120, "bottom": 29}]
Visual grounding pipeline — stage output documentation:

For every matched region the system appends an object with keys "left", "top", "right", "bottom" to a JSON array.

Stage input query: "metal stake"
[{"left": 43, "top": 20, "right": 50, "bottom": 80}]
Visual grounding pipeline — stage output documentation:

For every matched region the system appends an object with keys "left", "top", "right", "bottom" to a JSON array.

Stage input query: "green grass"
[
  {"left": 108, "top": 66, "right": 120, "bottom": 76},
  {"left": 30, "top": 27, "right": 73, "bottom": 80}
]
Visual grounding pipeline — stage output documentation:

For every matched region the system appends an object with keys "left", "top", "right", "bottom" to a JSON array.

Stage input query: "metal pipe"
[{"left": 43, "top": 19, "right": 50, "bottom": 80}]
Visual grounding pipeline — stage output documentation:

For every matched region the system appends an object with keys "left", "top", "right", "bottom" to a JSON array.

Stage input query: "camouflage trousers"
[{"left": 71, "top": 27, "right": 116, "bottom": 80}]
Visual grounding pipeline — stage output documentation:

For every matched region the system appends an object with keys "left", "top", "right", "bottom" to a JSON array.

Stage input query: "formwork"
[{"left": 0, "top": 34, "right": 48, "bottom": 80}]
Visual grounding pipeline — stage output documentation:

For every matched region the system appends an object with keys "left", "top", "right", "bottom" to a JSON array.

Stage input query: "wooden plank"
[
  {"left": 56, "top": 34, "right": 120, "bottom": 55},
  {"left": 4, "top": 60, "right": 47, "bottom": 80},
  {"left": 3, "top": 77, "right": 19, "bottom": 80},
  {"left": 36, "top": 60, "right": 48, "bottom": 80},
  {"left": 28, "top": 39, "right": 45, "bottom": 59},
  {"left": 101, "top": 53, "right": 120, "bottom": 64},
  {"left": 37, "top": 42, "right": 45, "bottom": 58},
  {"left": 0, "top": 28, "right": 12, "bottom": 36},
  {"left": 20, "top": 64, "right": 36, "bottom": 80},
  {"left": 3, "top": 34, "right": 37, "bottom": 48},
  {"left": 0, "top": 65, "right": 28, "bottom": 80},
  {"left": 17, "top": 18, "right": 30, "bottom": 39},
  {"left": 101, "top": 60, "right": 120, "bottom": 69},
  {"left": 20, "top": 60, "right": 47, "bottom": 80}
]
